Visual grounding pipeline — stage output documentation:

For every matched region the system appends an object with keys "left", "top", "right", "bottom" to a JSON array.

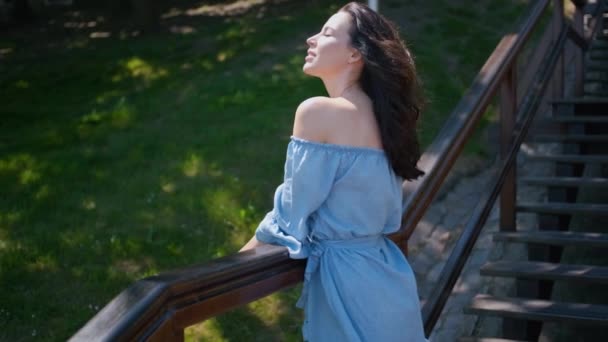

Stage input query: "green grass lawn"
[{"left": 0, "top": 1, "right": 531, "bottom": 340}]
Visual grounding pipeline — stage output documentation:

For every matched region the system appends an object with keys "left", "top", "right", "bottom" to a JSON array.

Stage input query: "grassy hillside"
[{"left": 0, "top": 1, "right": 531, "bottom": 340}]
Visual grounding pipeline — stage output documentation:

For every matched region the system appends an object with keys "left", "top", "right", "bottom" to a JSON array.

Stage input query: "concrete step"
[
  {"left": 584, "top": 75, "right": 608, "bottom": 83},
  {"left": 584, "top": 90, "right": 608, "bottom": 97},
  {"left": 465, "top": 294, "right": 608, "bottom": 325},
  {"left": 587, "top": 60, "right": 608, "bottom": 71},
  {"left": 585, "top": 75, "right": 608, "bottom": 86},
  {"left": 493, "top": 231, "right": 608, "bottom": 248},
  {"left": 520, "top": 176, "right": 608, "bottom": 187},
  {"left": 585, "top": 85, "right": 608, "bottom": 96},
  {"left": 458, "top": 338, "right": 528, "bottom": 342},
  {"left": 529, "top": 134, "right": 608, "bottom": 143},
  {"left": 480, "top": 261, "right": 608, "bottom": 284},
  {"left": 549, "top": 97, "right": 608, "bottom": 105},
  {"left": 551, "top": 115, "right": 608, "bottom": 123},
  {"left": 516, "top": 202, "right": 608, "bottom": 216},
  {"left": 589, "top": 50, "right": 608, "bottom": 60},
  {"left": 527, "top": 154, "right": 608, "bottom": 164},
  {"left": 592, "top": 39, "right": 608, "bottom": 49}
]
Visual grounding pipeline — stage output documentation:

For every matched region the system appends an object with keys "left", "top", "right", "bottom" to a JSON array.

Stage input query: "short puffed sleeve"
[{"left": 255, "top": 137, "right": 341, "bottom": 259}]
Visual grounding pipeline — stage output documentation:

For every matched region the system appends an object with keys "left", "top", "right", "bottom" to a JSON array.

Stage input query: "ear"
[{"left": 348, "top": 48, "right": 362, "bottom": 64}]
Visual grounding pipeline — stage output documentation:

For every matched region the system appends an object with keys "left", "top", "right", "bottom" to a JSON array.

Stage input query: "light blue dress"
[{"left": 255, "top": 135, "right": 428, "bottom": 342}]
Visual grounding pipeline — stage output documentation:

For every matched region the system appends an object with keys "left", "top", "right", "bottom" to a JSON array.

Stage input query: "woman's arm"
[
  {"left": 239, "top": 235, "right": 269, "bottom": 252},
  {"left": 240, "top": 98, "right": 335, "bottom": 256}
]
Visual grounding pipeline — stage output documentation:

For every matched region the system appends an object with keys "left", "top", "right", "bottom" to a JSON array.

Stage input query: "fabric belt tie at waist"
[{"left": 295, "top": 234, "right": 384, "bottom": 309}]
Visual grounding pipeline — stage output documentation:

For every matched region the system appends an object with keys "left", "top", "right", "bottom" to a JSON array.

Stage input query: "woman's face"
[{"left": 303, "top": 11, "right": 357, "bottom": 77}]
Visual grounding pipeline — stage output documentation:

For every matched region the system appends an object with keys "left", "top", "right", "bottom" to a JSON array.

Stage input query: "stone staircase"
[
  {"left": 458, "top": 2, "right": 608, "bottom": 340},
  {"left": 585, "top": 29, "right": 608, "bottom": 97}
]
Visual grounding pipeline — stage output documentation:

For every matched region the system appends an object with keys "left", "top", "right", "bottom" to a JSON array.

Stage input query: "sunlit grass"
[
  {"left": 111, "top": 57, "right": 169, "bottom": 84},
  {"left": 0, "top": 0, "right": 531, "bottom": 340}
]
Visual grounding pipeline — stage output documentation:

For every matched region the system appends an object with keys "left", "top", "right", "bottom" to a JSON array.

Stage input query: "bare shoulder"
[{"left": 292, "top": 96, "right": 348, "bottom": 142}]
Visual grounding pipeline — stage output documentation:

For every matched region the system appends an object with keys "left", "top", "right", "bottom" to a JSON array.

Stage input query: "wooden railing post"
[
  {"left": 571, "top": 0, "right": 587, "bottom": 96},
  {"left": 500, "top": 66, "right": 517, "bottom": 232},
  {"left": 401, "top": 236, "right": 409, "bottom": 256},
  {"left": 552, "top": 0, "right": 565, "bottom": 99}
]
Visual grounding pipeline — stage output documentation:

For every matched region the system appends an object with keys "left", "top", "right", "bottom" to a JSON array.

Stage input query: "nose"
[{"left": 306, "top": 34, "right": 317, "bottom": 47}]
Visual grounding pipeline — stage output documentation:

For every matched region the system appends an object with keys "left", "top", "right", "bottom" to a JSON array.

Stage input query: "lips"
[{"left": 307, "top": 50, "right": 316, "bottom": 57}]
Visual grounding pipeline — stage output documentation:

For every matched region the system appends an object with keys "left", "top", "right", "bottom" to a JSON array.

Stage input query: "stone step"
[
  {"left": 520, "top": 176, "right": 608, "bottom": 187},
  {"left": 589, "top": 50, "right": 608, "bottom": 60},
  {"left": 527, "top": 154, "right": 608, "bottom": 164},
  {"left": 583, "top": 86, "right": 608, "bottom": 92},
  {"left": 465, "top": 294, "right": 608, "bottom": 325},
  {"left": 583, "top": 81, "right": 608, "bottom": 93},
  {"left": 593, "top": 39, "right": 608, "bottom": 49},
  {"left": 590, "top": 47, "right": 608, "bottom": 55},
  {"left": 587, "top": 61, "right": 608, "bottom": 71},
  {"left": 516, "top": 202, "right": 608, "bottom": 216},
  {"left": 589, "top": 41, "right": 608, "bottom": 52},
  {"left": 583, "top": 75, "right": 608, "bottom": 81},
  {"left": 458, "top": 338, "right": 528, "bottom": 342},
  {"left": 590, "top": 42, "right": 608, "bottom": 51},
  {"left": 586, "top": 68, "right": 608, "bottom": 74},
  {"left": 585, "top": 79, "right": 608, "bottom": 85},
  {"left": 547, "top": 116, "right": 608, "bottom": 124},
  {"left": 493, "top": 231, "right": 608, "bottom": 247},
  {"left": 480, "top": 261, "right": 608, "bottom": 284},
  {"left": 529, "top": 134, "right": 608, "bottom": 143},
  {"left": 590, "top": 46, "right": 608, "bottom": 53},
  {"left": 585, "top": 72, "right": 608, "bottom": 82},
  {"left": 550, "top": 97, "right": 608, "bottom": 105},
  {"left": 584, "top": 91, "right": 608, "bottom": 97}
]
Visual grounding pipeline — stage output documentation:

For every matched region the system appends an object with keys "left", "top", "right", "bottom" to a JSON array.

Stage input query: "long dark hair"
[{"left": 339, "top": 2, "right": 425, "bottom": 181}]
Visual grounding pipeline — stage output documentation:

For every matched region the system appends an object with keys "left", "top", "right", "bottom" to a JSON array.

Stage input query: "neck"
[{"left": 321, "top": 70, "right": 360, "bottom": 98}]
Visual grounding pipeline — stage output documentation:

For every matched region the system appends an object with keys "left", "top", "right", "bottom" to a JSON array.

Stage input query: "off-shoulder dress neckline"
[{"left": 289, "top": 135, "right": 386, "bottom": 155}]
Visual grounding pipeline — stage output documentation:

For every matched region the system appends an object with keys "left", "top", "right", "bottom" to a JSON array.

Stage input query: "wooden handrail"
[
  {"left": 399, "top": 0, "right": 550, "bottom": 244},
  {"left": 70, "top": 0, "right": 595, "bottom": 340},
  {"left": 567, "top": 24, "right": 589, "bottom": 51},
  {"left": 71, "top": 236, "right": 405, "bottom": 341},
  {"left": 422, "top": 21, "right": 570, "bottom": 335},
  {"left": 70, "top": 244, "right": 305, "bottom": 341}
]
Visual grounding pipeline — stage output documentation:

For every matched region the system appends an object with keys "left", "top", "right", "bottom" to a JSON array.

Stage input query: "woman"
[{"left": 240, "top": 2, "right": 427, "bottom": 341}]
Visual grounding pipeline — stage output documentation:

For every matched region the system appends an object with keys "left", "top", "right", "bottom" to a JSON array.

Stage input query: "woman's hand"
[{"left": 239, "top": 235, "right": 267, "bottom": 252}]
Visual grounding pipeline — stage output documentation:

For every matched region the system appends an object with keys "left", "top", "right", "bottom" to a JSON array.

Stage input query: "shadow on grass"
[
  {"left": 186, "top": 287, "right": 303, "bottom": 341},
  {"left": 0, "top": 1, "right": 343, "bottom": 340}
]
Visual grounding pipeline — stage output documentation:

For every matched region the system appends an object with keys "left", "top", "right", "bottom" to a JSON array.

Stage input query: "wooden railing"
[
  {"left": 420, "top": 0, "right": 604, "bottom": 334},
  {"left": 70, "top": 0, "right": 598, "bottom": 340}
]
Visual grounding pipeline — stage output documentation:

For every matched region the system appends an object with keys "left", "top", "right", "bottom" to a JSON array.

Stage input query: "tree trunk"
[
  {"left": 12, "top": 0, "right": 34, "bottom": 22},
  {"left": 107, "top": 0, "right": 129, "bottom": 18},
  {"left": 131, "top": 0, "right": 162, "bottom": 30}
]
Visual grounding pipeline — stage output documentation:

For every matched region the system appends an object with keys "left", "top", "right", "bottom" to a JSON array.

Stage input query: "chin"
[{"left": 302, "top": 64, "right": 319, "bottom": 77}]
